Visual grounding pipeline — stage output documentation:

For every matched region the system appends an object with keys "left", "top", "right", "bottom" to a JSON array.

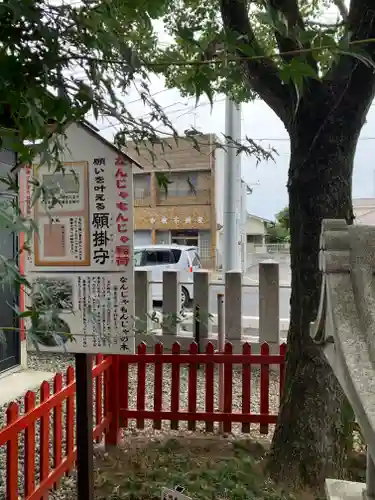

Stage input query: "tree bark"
[{"left": 267, "top": 88, "right": 363, "bottom": 491}]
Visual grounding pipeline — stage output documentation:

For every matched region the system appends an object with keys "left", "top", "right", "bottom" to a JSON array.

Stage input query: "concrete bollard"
[
  {"left": 193, "top": 270, "right": 210, "bottom": 343},
  {"left": 134, "top": 270, "right": 152, "bottom": 335},
  {"left": 162, "top": 270, "right": 180, "bottom": 336},
  {"left": 259, "top": 261, "right": 280, "bottom": 344},
  {"left": 225, "top": 271, "right": 242, "bottom": 341}
]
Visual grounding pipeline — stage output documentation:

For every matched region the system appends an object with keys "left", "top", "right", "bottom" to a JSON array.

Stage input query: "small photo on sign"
[
  {"left": 33, "top": 277, "right": 74, "bottom": 310},
  {"left": 30, "top": 277, "right": 74, "bottom": 349}
]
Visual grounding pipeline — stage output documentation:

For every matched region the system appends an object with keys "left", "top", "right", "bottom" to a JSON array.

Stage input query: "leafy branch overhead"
[{"left": 150, "top": 0, "right": 375, "bottom": 126}]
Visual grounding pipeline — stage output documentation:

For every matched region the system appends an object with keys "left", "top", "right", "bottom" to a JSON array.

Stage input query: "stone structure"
[{"left": 311, "top": 219, "right": 375, "bottom": 500}]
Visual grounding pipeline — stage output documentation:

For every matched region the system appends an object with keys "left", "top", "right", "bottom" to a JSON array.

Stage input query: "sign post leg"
[{"left": 75, "top": 353, "right": 94, "bottom": 500}]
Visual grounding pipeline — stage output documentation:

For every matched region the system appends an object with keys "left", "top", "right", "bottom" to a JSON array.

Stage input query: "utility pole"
[{"left": 223, "top": 97, "right": 241, "bottom": 272}]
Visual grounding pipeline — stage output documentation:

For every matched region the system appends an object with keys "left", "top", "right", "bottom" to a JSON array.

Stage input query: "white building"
[{"left": 353, "top": 198, "right": 375, "bottom": 224}]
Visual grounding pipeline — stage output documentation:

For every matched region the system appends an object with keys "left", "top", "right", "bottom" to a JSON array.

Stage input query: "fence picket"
[
  {"left": 6, "top": 402, "right": 18, "bottom": 500},
  {"left": 223, "top": 343, "right": 233, "bottom": 433},
  {"left": 66, "top": 366, "right": 75, "bottom": 473},
  {"left": 118, "top": 354, "right": 129, "bottom": 430},
  {"left": 53, "top": 374, "right": 63, "bottom": 488},
  {"left": 188, "top": 342, "right": 198, "bottom": 431},
  {"left": 153, "top": 343, "right": 163, "bottom": 430},
  {"left": 40, "top": 381, "right": 50, "bottom": 482},
  {"left": 279, "top": 343, "right": 287, "bottom": 403},
  {"left": 241, "top": 343, "right": 251, "bottom": 433},
  {"left": 260, "top": 343, "right": 270, "bottom": 435},
  {"left": 24, "top": 391, "right": 36, "bottom": 497},
  {"left": 0, "top": 342, "right": 285, "bottom": 500},
  {"left": 136, "top": 343, "right": 147, "bottom": 429},
  {"left": 170, "top": 342, "right": 181, "bottom": 430},
  {"left": 205, "top": 342, "right": 214, "bottom": 432},
  {"left": 0, "top": 355, "right": 111, "bottom": 499}
]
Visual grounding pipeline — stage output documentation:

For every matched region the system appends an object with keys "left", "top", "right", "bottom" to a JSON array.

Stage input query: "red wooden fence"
[
  {"left": 0, "top": 355, "right": 112, "bottom": 500},
  {"left": 108, "top": 341, "right": 287, "bottom": 439},
  {"left": 0, "top": 341, "right": 286, "bottom": 499}
]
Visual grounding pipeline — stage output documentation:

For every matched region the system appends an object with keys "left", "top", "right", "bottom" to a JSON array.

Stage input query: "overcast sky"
[{"left": 95, "top": 71, "right": 375, "bottom": 222}]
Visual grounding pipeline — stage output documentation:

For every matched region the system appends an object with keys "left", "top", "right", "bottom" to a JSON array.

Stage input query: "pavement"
[{"left": 0, "top": 367, "right": 55, "bottom": 406}]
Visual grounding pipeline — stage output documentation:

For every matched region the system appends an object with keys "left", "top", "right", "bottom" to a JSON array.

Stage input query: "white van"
[{"left": 134, "top": 245, "right": 202, "bottom": 307}]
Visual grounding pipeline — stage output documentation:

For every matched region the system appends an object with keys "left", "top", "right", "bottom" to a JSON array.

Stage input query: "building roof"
[
  {"left": 247, "top": 213, "right": 272, "bottom": 224},
  {"left": 18, "top": 119, "right": 143, "bottom": 171},
  {"left": 80, "top": 120, "right": 143, "bottom": 169}
]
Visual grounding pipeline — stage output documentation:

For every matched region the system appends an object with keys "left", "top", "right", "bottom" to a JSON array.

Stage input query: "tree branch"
[
  {"left": 326, "top": 0, "right": 375, "bottom": 121},
  {"left": 220, "top": 0, "right": 292, "bottom": 127},
  {"left": 267, "top": 0, "right": 318, "bottom": 71}
]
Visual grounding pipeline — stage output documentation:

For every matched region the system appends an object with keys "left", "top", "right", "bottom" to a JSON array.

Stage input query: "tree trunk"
[{"left": 267, "top": 92, "right": 362, "bottom": 491}]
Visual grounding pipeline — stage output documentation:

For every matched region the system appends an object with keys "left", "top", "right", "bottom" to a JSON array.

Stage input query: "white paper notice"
[
  {"left": 23, "top": 152, "right": 135, "bottom": 355},
  {"left": 26, "top": 272, "right": 134, "bottom": 354}
]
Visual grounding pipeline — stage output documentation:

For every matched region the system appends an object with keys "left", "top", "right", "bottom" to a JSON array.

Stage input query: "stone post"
[
  {"left": 134, "top": 270, "right": 152, "bottom": 335},
  {"left": 259, "top": 261, "right": 280, "bottom": 344},
  {"left": 193, "top": 270, "right": 210, "bottom": 342},
  {"left": 225, "top": 271, "right": 242, "bottom": 341},
  {"left": 162, "top": 270, "right": 180, "bottom": 336}
]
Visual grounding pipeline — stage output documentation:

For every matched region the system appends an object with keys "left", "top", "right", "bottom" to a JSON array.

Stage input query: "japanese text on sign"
[
  {"left": 115, "top": 156, "right": 131, "bottom": 266},
  {"left": 92, "top": 157, "right": 111, "bottom": 266}
]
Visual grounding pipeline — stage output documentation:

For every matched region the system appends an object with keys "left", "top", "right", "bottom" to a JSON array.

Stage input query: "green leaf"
[{"left": 155, "top": 172, "right": 173, "bottom": 195}]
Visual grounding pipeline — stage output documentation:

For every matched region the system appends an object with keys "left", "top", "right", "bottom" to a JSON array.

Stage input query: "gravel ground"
[{"left": 0, "top": 352, "right": 281, "bottom": 499}]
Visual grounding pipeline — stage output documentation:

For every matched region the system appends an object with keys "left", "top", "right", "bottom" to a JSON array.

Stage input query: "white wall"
[
  {"left": 134, "top": 230, "right": 152, "bottom": 245},
  {"left": 215, "top": 147, "right": 225, "bottom": 227},
  {"left": 246, "top": 216, "right": 267, "bottom": 236}
]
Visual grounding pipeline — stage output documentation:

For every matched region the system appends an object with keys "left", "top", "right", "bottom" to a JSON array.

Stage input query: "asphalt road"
[
  {"left": 154, "top": 284, "right": 291, "bottom": 318},
  {"left": 154, "top": 254, "right": 292, "bottom": 318},
  {"left": 204, "top": 283, "right": 291, "bottom": 318}
]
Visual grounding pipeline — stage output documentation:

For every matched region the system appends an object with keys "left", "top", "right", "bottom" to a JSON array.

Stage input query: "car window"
[
  {"left": 144, "top": 250, "right": 173, "bottom": 265},
  {"left": 171, "top": 249, "right": 182, "bottom": 263},
  {"left": 134, "top": 250, "right": 144, "bottom": 266},
  {"left": 189, "top": 250, "right": 202, "bottom": 267}
]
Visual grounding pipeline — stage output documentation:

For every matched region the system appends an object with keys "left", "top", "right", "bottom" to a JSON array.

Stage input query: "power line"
[
  {"left": 97, "top": 96, "right": 225, "bottom": 133},
  {"left": 97, "top": 100, "right": 190, "bottom": 132},
  {"left": 246, "top": 136, "right": 375, "bottom": 141},
  {"left": 71, "top": 36, "right": 375, "bottom": 70}
]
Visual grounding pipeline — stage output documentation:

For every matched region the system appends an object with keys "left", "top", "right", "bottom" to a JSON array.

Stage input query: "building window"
[
  {"left": 158, "top": 173, "right": 197, "bottom": 199},
  {"left": 134, "top": 174, "right": 150, "bottom": 201},
  {"left": 171, "top": 229, "right": 198, "bottom": 247}
]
